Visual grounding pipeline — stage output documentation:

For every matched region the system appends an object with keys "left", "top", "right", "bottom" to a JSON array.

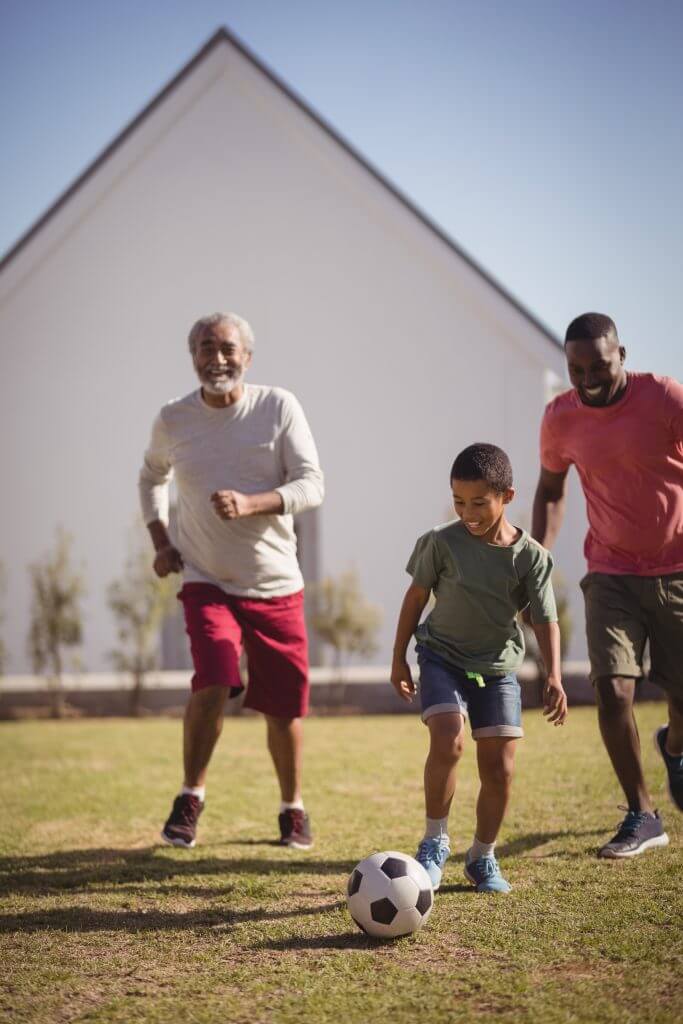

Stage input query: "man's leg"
[
  {"left": 666, "top": 694, "right": 683, "bottom": 756},
  {"left": 265, "top": 714, "right": 303, "bottom": 804},
  {"left": 595, "top": 675, "right": 653, "bottom": 813},
  {"left": 184, "top": 685, "right": 231, "bottom": 788},
  {"left": 595, "top": 675, "right": 669, "bottom": 857}
]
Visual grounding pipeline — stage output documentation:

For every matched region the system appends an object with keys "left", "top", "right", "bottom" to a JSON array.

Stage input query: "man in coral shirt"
[{"left": 533, "top": 312, "right": 683, "bottom": 858}]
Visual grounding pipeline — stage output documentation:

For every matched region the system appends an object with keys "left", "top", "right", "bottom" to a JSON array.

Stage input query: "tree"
[
  {"left": 309, "top": 568, "right": 383, "bottom": 674},
  {"left": 28, "top": 529, "right": 85, "bottom": 718},
  {"left": 107, "top": 529, "right": 178, "bottom": 715}
]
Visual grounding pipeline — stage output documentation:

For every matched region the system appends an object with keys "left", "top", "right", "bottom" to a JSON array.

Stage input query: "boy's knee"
[
  {"left": 480, "top": 759, "right": 514, "bottom": 789},
  {"left": 595, "top": 676, "right": 636, "bottom": 713},
  {"left": 428, "top": 715, "right": 465, "bottom": 761}
]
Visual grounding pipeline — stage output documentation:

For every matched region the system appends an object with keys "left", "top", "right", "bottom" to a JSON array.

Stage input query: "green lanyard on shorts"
[{"left": 466, "top": 671, "right": 486, "bottom": 688}]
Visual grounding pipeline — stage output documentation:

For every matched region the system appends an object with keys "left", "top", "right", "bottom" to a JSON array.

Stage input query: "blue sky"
[{"left": 2, "top": 0, "right": 681, "bottom": 377}]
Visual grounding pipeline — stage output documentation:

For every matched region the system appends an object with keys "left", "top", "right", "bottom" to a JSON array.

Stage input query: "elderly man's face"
[{"left": 193, "top": 321, "right": 251, "bottom": 395}]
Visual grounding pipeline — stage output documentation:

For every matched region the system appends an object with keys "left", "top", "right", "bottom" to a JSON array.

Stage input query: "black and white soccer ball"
[{"left": 346, "top": 851, "right": 434, "bottom": 938}]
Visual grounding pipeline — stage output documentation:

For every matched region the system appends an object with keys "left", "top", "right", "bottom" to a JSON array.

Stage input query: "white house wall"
[{"left": 0, "top": 38, "right": 586, "bottom": 672}]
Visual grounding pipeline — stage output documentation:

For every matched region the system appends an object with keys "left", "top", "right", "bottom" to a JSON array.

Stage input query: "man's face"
[
  {"left": 451, "top": 478, "right": 513, "bottom": 538},
  {"left": 565, "top": 335, "right": 626, "bottom": 407},
  {"left": 192, "top": 321, "right": 251, "bottom": 394}
]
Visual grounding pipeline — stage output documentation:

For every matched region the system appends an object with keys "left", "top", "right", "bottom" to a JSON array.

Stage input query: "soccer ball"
[{"left": 346, "top": 851, "right": 434, "bottom": 938}]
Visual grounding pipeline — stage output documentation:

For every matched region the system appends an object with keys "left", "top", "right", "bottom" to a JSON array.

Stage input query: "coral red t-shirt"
[{"left": 540, "top": 372, "right": 683, "bottom": 575}]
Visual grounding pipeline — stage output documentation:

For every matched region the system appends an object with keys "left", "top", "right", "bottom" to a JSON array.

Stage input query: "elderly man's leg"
[
  {"left": 265, "top": 714, "right": 311, "bottom": 847},
  {"left": 266, "top": 714, "right": 303, "bottom": 803},
  {"left": 596, "top": 675, "right": 669, "bottom": 857},
  {"left": 184, "top": 685, "right": 230, "bottom": 787},
  {"left": 161, "top": 685, "right": 229, "bottom": 848}
]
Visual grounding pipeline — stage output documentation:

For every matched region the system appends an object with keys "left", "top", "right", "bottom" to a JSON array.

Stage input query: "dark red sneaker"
[
  {"left": 278, "top": 808, "right": 313, "bottom": 849},
  {"left": 161, "top": 794, "right": 204, "bottom": 848}
]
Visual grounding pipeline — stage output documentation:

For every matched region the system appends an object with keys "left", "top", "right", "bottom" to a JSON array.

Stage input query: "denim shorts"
[{"left": 417, "top": 644, "right": 523, "bottom": 739}]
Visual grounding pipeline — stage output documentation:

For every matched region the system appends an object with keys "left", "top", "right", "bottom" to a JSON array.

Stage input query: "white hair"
[{"left": 187, "top": 312, "right": 255, "bottom": 354}]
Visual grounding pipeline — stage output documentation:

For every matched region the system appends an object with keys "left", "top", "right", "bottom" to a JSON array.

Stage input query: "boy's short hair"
[
  {"left": 450, "top": 443, "right": 513, "bottom": 492},
  {"left": 565, "top": 312, "right": 618, "bottom": 345}
]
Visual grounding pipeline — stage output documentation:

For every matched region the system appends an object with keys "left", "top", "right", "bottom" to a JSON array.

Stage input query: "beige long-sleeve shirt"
[{"left": 139, "top": 384, "right": 324, "bottom": 597}]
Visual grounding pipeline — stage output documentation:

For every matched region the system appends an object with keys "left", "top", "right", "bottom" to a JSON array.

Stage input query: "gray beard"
[{"left": 198, "top": 369, "right": 244, "bottom": 395}]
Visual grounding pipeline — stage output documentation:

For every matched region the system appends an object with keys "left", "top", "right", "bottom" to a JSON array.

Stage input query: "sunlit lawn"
[{"left": 1, "top": 705, "right": 681, "bottom": 1023}]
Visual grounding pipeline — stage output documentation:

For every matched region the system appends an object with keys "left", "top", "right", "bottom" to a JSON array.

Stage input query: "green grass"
[{"left": 1, "top": 706, "right": 681, "bottom": 1023}]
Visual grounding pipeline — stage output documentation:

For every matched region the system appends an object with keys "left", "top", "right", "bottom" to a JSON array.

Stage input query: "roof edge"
[{"left": 0, "top": 26, "right": 561, "bottom": 348}]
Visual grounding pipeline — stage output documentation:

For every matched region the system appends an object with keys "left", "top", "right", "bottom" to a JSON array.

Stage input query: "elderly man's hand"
[
  {"left": 153, "top": 544, "right": 184, "bottom": 577},
  {"left": 211, "top": 490, "right": 254, "bottom": 520}
]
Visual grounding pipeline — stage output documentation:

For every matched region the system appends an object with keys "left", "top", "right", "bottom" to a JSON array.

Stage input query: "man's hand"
[
  {"left": 153, "top": 544, "right": 183, "bottom": 577},
  {"left": 391, "top": 658, "right": 416, "bottom": 703},
  {"left": 211, "top": 490, "right": 254, "bottom": 520},
  {"left": 543, "top": 675, "right": 568, "bottom": 726}
]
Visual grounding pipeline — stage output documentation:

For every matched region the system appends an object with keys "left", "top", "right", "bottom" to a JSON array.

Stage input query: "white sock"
[
  {"left": 424, "top": 816, "right": 450, "bottom": 841},
  {"left": 280, "top": 799, "right": 305, "bottom": 813},
  {"left": 467, "top": 836, "right": 495, "bottom": 862},
  {"left": 182, "top": 784, "right": 206, "bottom": 802}
]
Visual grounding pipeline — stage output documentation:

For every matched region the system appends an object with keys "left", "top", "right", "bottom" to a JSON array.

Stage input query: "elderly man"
[
  {"left": 533, "top": 312, "right": 683, "bottom": 859},
  {"left": 139, "top": 312, "right": 324, "bottom": 849}
]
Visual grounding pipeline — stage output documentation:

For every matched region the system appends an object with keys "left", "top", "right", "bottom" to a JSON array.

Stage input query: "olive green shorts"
[{"left": 580, "top": 572, "right": 683, "bottom": 696}]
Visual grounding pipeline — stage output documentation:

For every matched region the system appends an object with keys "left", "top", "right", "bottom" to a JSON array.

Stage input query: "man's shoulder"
[
  {"left": 632, "top": 372, "right": 682, "bottom": 401},
  {"left": 156, "top": 390, "right": 200, "bottom": 423},
  {"left": 543, "top": 387, "right": 576, "bottom": 423},
  {"left": 246, "top": 384, "right": 301, "bottom": 415}
]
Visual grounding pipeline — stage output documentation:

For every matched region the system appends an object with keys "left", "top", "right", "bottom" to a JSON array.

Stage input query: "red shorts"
[{"left": 178, "top": 583, "right": 309, "bottom": 718}]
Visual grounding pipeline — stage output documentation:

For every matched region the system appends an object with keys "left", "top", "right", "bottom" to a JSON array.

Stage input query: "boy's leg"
[
  {"left": 424, "top": 712, "right": 465, "bottom": 819},
  {"left": 473, "top": 737, "right": 516, "bottom": 844},
  {"left": 417, "top": 711, "right": 464, "bottom": 889},
  {"left": 464, "top": 673, "right": 522, "bottom": 892}
]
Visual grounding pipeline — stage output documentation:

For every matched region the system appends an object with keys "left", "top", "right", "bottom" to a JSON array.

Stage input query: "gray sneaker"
[
  {"left": 654, "top": 726, "right": 683, "bottom": 812},
  {"left": 598, "top": 808, "right": 669, "bottom": 859}
]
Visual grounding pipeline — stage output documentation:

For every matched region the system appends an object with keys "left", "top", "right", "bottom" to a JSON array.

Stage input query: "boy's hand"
[
  {"left": 543, "top": 675, "right": 568, "bottom": 726},
  {"left": 391, "top": 659, "right": 416, "bottom": 703}
]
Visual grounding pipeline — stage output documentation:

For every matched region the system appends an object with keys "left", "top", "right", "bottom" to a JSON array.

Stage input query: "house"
[{"left": 0, "top": 27, "right": 586, "bottom": 673}]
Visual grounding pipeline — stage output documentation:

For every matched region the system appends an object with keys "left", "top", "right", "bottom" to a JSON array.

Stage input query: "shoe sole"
[
  {"left": 653, "top": 727, "right": 683, "bottom": 812},
  {"left": 598, "top": 833, "right": 670, "bottom": 859},
  {"left": 463, "top": 863, "right": 511, "bottom": 892},
  {"left": 280, "top": 839, "right": 314, "bottom": 850},
  {"left": 160, "top": 830, "right": 196, "bottom": 849}
]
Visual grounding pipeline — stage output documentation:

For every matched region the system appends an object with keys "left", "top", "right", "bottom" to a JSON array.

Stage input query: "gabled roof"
[{"left": 0, "top": 26, "right": 560, "bottom": 347}]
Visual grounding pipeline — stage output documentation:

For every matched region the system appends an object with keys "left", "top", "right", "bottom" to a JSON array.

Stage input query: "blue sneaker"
[
  {"left": 464, "top": 854, "right": 511, "bottom": 893},
  {"left": 415, "top": 835, "right": 450, "bottom": 890},
  {"left": 654, "top": 726, "right": 683, "bottom": 812}
]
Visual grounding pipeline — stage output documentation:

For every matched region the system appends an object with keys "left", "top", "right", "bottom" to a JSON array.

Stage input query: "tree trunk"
[
  {"left": 49, "top": 648, "right": 65, "bottom": 719},
  {"left": 130, "top": 670, "right": 144, "bottom": 717}
]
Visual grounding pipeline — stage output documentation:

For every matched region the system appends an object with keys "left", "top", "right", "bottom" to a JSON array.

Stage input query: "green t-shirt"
[{"left": 406, "top": 520, "right": 557, "bottom": 675}]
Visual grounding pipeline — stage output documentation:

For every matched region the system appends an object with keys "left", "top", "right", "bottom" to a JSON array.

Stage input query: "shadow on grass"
[
  {"left": 495, "top": 830, "right": 605, "bottom": 859},
  {"left": 251, "top": 931, "right": 392, "bottom": 951},
  {"left": 0, "top": 847, "right": 357, "bottom": 896},
  {"left": 0, "top": 898, "right": 347, "bottom": 934}
]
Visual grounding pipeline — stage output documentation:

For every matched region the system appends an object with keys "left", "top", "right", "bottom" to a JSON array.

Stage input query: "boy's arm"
[
  {"left": 391, "top": 583, "right": 430, "bottom": 703},
  {"left": 531, "top": 621, "right": 568, "bottom": 725}
]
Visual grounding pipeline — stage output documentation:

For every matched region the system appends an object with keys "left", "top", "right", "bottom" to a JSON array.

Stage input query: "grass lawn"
[{"left": 1, "top": 705, "right": 681, "bottom": 1023}]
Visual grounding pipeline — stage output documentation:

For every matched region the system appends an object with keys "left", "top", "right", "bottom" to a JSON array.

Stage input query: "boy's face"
[{"left": 451, "top": 478, "right": 514, "bottom": 537}]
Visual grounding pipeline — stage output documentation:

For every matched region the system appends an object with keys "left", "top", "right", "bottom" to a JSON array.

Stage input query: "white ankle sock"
[
  {"left": 280, "top": 799, "right": 305, "bottom": 813},
  {"left": 424, "top": 816, "right": 450, "bottom": 841},
  {"left": 182, "top": 784, "right": 205, "bottom": 801},
  {"left": 467, "top": 836, "right": 495, "bottom": 862}
]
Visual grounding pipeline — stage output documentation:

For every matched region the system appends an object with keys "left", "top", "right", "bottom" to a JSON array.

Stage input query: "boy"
[{"left": 391, "top": 443, "right": 567, "bottom": 893}]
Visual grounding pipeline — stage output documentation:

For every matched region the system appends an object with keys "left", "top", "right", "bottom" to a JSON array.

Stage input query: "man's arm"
[
  {"left": 531, "top": 466, "right": 569, "bottom": 549},
  {"left": 210, "top": 490, "right": 284, "bottom": 520},
  {"left": 390, "top": 583, "right": 430, "bottom": 703},
  {"left": 147, "top": 519, "right": 184, "bottom": 578}
]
